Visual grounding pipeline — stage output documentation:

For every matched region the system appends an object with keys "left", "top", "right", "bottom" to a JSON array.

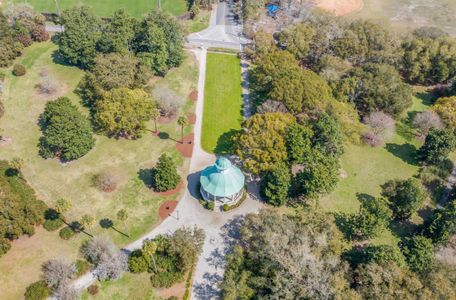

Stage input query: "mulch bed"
[
  {"left": 187, "top": 113, "right": 196, "bottom": 124},
  {"left": 175, "top": 133, "right": 194, "bottom": 158},
  {"left": 155, "top": 180, "right": 184, "bottom": 196},
  {"left": 189, "top": 90, "right": 198, "bottom": 102},
  {"left": 158, "top": 200, "right": 178, "bottom": 220}
]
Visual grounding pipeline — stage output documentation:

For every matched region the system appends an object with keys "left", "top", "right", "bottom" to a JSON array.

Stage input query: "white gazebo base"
[{"left": 200, "top": 186, "right": 243, "bottom": 207}]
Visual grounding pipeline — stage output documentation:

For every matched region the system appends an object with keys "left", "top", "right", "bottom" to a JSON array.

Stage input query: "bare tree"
[
  {"left": 363, "top": 111, "right": 395, "bottom": 139},
  {"left": 256, "top": 100, "right": 289, "bottom": 114},
  {"left": 152, "top": 86, "right": 184, "bottom": 118},
  {"left": 41, "top": 259, "right": 75, "bottom": 290},
  {"left": 81, "top": 236, "right": 117, "bottom": 265},
  {"left": 93, "top": 172, "right": 118, "bottom": 192},
  {"left": 37, "top": 75, "right": 58, "bottom": 95},
  {"left": 362, "top": 111, "right": 395, "bottom": 147},
  {"left": 413, "top": 111, "right": 443, "bottom": 138},
  {"left": 362, "top": 131, "right": 384, "bottom": 147},
  {"left": 53, "top": 284, "right": 78, "bottom": 300},
  {"left": 95, "top": 251, "right": 128, "bottom": 280},
  {"left": 81, "top": 236, "right": 127, "bottom": 280}
]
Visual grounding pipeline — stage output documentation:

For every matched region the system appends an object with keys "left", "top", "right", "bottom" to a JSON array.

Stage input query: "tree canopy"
[
  {"left": 39, "top": 97, "right": 95, "bottom": 161},
  {"left": 94, "top": 88, "right": 154, "bottom": 139},
  {"left": 233, "top": 112, "right": 295, "bottom": 175}
]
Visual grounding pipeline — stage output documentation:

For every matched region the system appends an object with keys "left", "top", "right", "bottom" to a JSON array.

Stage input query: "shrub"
[
  {"left": 128, "top": 250, "right": 148, "bottom": 273},
  {"left": 24, "top": 280, "right": 50, "bottom": 300},
  {"left": 207, "top": 201, "right": 215, "bottom": 211},
  {"left": 153, "top": 153, "right": 180, "bottom": 192},
  {"left": 0, "top": 238, "right": 11, "bottom": 257},
  {"left": 31, "top": 25, "right": 49, "bottom": 42},
  {"left": 413, "top": 111, "right": 443, "bottom": 137},
  {"left": 382, "top": 178, "right": 427, "bottom": 220},
  {"left": 59, "top": 226, "right": 76, "bottom": 240},
  {"left": 13, "top": 64, "right": 26, "bottom": 76},
  {"left": 75, "top": 259, "right": 90, "bottom": 277},
  {"left": 222, "top": 191, "right": 247, "bottom": 211},
  {"left": 150, "top": 270, "right": 183, "bottom": 288},
  {"left": 87, "top": 284, "right": 99, "bottom": 295},
  {"left": 419, "top": 129, "right": 455, "bottom": 165},
  {"left": 43, "top": 218, "right": 63, "bottom": 231},
  {"left": 93, "top": 172, "right": 118, "bottom": 192}
]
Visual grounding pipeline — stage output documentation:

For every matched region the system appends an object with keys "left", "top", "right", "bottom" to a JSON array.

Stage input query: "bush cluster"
[
  {"left": 0, "top": 160, "right": 47, "bottom": 257},
  {"left": 12, "top": 64, "right": 26, "bottom": 76}
]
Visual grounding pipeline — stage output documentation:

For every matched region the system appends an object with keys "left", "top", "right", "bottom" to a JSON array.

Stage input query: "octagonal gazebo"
[{"left": 200, "top": 157, "right": 245, "bottom": 205}]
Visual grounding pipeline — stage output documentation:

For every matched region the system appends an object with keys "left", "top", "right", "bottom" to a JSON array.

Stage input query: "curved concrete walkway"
[
  {"left": 70, "top": 47, "right": 261, "bottom": 299},
  {"left": 70, "top": 4, "right": 258, "bottom": 297}
]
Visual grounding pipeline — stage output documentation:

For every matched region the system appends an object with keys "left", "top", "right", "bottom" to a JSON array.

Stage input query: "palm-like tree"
[
  {"left": 151, "top": 108, "right": 160, "bottom": 133},
  {"left": 177, "top": 116, "right": 188, "bottom": 144}
]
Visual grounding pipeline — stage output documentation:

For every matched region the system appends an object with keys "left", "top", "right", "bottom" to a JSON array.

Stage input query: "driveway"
[{"left": 187, "top": 1, "right": 250, "bottom": 50}]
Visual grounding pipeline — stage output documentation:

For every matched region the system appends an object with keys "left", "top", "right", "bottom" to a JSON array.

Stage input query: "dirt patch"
[
  {"left": 187, "top": 113, "right": 196, "bottom": 124},
  {"left": 316, "top": 0, "right": 364, "bottom": 16},
  {"left": 0, "top": 137, "right": 13, "bottom": 147},
  {"left": 158, "top": 115, "right": 177, "bottom": 124},
  {"left": 176, "top": 133, "right": 194, "bottom": 158},
  {"left": 156, "top": 279, "right": 186, "bottom": 299},
  {"left": 189, "top": 90, "right": 198, "bottom": 102},
  {"left": 155, "top": 180, "right": 184, "bottom": 196},
  {"left": 34, "top": 83, "right": 68, "bottom": 101},
  {"left": 158, "top": 200, "right": 178, "bottom": 220}
]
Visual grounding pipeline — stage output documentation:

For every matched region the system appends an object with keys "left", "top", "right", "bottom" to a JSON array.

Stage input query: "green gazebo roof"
[{"left": 200, "top": 157, "right": 245, "bottom": 197}]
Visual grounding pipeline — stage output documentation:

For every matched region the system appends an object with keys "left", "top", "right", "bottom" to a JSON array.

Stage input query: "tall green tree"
[
  {"left": 94, "top": 88, "right": 154, "bottom": 139},
  {"left": 419, "top": 128, "right": 455, "bottom": 165},
  {"left": 400, "top": 235, "right": 434, "bottom": 272},
  {"left": 339, "top": 63, "right": 413, "bottom": 117},
  {"left": 233, "top": 112, "right": 295, "bottom": 175},
  {"left": 293, "top": 149, "right": 340, "bottom": 199},
  {"left": 312, "top": 112, "right": 344, "bottom": 158},
  {"left": 153, "top": 153, "right": 180, "bottom": 192},
  {"left": 261, "top": 164, "right": 291, "bottom": 206},
  {"left": 381, "top": 178, "right": 427, "bottom": 220},
  {"left": 423, "top": 201, "right": 456, "bottom": 245},
  {"left": 177, "top": 116, "right": 188, "bottom": 144},
  {"left": 58, "top": 6, "right": 101, "bottom": 68},
  {"left": 285, "top": 123, "right": 313, "bottom": 164},
  {"left": 39, "top": 97, "right": 95, "bottom": 161},
  {"left": 97, "top": 9, "right": 135, "bottom": 54},
  {"left": 346, "top": 197, "right": 392, "bottom": 240},
  {"left": 142, "top": 11, "right": 184, "bottom": 68}
]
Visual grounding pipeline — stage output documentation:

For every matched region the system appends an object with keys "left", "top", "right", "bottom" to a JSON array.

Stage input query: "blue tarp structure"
[{"left": 266, "top": 4, "right": 279, "bottom": 17}]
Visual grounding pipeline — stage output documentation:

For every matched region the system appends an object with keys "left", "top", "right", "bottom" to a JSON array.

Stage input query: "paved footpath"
[{"left": 69, "top": 49, "right": 262, "bottom": 299}]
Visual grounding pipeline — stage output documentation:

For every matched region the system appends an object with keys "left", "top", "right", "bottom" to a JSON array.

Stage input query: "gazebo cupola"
[{"left": 200, "top": 157, "right": 245, "bottom": 204}]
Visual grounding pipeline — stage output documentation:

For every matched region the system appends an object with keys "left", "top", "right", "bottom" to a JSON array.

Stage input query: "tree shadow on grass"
[
  {"left": 385, "top": 143, "right": 419, "bottom": 166},
  {"left": 158, "top": 131, "right": 179, "bottom": 143},
  {"left": 99, "top": 218, "right": 129, "bottom": 238},
  {"left": 51, "top": 50, "right": 73, "bottom": 67},
  {"left": 214, "top": 129, "right": 240, "bottom": 155},
  {"left": 388, "top": 219, "right": 418, "bottom": 239},
  {"left": 138, "top": 168, "right": 154, "bottom": 188}
]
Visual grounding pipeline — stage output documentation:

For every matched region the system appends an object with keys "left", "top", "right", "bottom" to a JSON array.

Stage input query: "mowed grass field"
[
  {"left": 202, "top": 53, "right": 243, "bottom": 153},
  {"left": 6, "top": 0, "right": 188, "bottom": 17},
  {"left": 322, "top": 90, "right": 433, "bottom": 245},
  {"left": 0, "top": 42, "right": 197, "bottom": 299}
]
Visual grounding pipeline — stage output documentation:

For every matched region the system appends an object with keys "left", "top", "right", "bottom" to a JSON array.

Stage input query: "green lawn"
[
  {"left": 321, "top": 91, "right": 433, "bottom": 245},
  {"left": 81, "top": 273, "right": 156, "bottom": 300},
  {"left": 0, "top": 42, "right": 197, "bottom": 300},
  {"left": 202, "top": 53, "right": 243, "bottom": 153},
  {"left": 7, "top": 0, "right": 188, "bottom": 17}
]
